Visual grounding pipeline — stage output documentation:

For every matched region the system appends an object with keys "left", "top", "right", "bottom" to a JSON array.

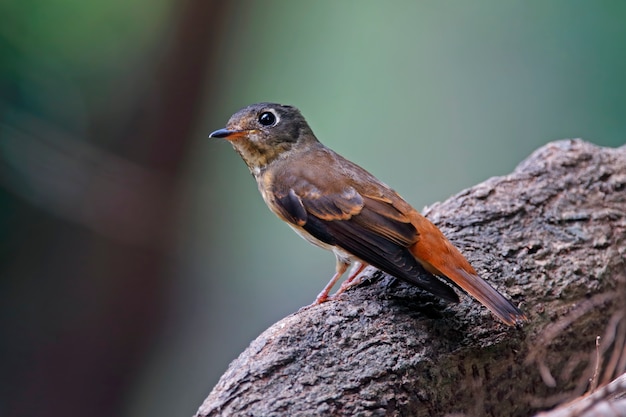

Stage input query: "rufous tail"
[{"left": 410, "top": 217, "right": 527, "bottom": 326}]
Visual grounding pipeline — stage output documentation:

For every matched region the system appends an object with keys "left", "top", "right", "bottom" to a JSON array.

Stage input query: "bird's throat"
[{"left": 231, "top": 138, "right": 296, "bottom": 177}]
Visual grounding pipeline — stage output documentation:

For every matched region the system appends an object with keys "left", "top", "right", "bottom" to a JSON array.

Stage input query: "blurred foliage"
[
  {"left": 0, "top": 0, "right": 171, "bottom": 152},
  {"left": 0, "top": 0, "right": 170, "bottom": 70}
]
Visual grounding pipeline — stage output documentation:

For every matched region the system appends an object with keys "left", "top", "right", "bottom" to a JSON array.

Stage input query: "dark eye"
[{"left": 258, "top": 111, "right": 276, "bottom": 126}]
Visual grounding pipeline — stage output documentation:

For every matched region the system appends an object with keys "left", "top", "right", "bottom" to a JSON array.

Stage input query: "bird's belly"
[{"left": 287, "top": 224, "right": 355, "bottom": 264}]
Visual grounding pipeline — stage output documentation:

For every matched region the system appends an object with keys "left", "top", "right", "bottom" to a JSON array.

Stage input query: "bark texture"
[{"left": 196, "top": 140, "right": 626, "bottom": 417}]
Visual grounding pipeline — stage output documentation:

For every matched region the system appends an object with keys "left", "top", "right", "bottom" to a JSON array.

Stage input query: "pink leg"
[
  {"left": 314, "top": 259, "right": 349, "bottom": 304},
  {"left": 347, "top": 262, "right": 366, "bottom": 283},
  {"left": 332, "top": 262, "right": 367, "bottom": 298}
]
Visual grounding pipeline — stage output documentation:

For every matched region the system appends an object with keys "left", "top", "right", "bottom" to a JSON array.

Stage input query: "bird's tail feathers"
[{"left": 410, "top": 223, "right": 526, "bottom": 326}]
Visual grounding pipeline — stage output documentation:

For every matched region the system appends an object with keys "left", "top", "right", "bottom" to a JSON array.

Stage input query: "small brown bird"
[{"left": 209, "top": 103, "right": 526, "bottom": 326}]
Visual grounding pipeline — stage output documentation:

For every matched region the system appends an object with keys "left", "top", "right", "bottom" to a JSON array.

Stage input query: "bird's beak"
[{"left": 208, "top": 128, "right": 248, "bottom": 140}]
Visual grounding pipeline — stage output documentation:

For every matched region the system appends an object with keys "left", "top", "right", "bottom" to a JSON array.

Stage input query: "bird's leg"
[
  {"left": 313, "top": 259, "right": 349, "bottom": 304},
  {"left": 331, "top": 262, "right": 367, "bottom": 298}
]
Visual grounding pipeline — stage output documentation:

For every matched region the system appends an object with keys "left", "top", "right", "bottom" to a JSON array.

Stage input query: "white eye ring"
[{"left": 258, "top": 110, "right": 279, "bottom": 127}]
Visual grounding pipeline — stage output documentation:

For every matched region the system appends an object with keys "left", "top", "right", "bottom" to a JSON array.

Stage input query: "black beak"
[
  {"left": 208, "top": 128, "right": 234, "bottom": 138},
  {"left": 208, "top": 128, "right": 250, "bottom": 140}
]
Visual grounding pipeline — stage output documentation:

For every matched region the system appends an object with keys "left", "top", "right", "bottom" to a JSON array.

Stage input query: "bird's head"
[{"left": 209, "top": 102, "right": 318, "bottom": 176}]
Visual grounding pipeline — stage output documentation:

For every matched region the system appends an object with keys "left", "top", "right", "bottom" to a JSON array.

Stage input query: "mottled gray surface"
[{"left": 197, "top": 140, "right": 626, "bottom": 417}]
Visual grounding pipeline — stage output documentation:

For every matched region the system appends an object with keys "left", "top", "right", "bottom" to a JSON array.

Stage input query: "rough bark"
[{"left": 196, "top": 140, "right": 626, "bottom": 417}]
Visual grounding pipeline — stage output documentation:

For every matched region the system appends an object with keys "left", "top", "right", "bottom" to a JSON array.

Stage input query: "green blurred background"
[{"left": 1, "top": 1, "right": 624, "bottom": 416}]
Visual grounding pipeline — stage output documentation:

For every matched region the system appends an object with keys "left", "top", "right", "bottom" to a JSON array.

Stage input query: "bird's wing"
[{"left": 271, "top": 168, "right": 459, "bottom": 302}]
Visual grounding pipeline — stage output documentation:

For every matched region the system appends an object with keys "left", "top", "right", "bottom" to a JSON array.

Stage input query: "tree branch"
[{"left": 196, "top": 140, "right": 626, "bottom": 417}]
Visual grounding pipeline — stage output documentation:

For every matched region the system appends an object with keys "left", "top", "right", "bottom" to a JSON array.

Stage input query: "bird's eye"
[{"left": 258, "top": 111, "right": 277, "bottom": 126}]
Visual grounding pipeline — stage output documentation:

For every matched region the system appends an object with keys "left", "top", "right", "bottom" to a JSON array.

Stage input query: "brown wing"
[{"left": 270, "top": 151, "right": 459, "bottom": 303}]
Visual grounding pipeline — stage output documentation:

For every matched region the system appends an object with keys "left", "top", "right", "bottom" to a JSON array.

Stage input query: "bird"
[{"left": 209, "top": 102, "right": 526, "bottom": 326}]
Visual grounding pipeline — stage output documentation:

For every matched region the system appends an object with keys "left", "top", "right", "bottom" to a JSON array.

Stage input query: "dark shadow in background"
[{"left": 0, "top": 2, "right": 227, "bottom": 416}]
